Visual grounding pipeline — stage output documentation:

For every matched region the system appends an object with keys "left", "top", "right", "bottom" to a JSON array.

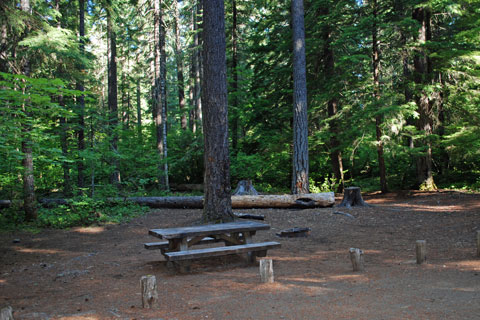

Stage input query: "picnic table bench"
[{"left": 146, "top": 221, "right": 280, "bottom": 272}]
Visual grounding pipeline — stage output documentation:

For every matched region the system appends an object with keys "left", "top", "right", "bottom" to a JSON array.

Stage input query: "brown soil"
[{"left": 1, "top": 190, "right": 479, "bottom": 319}]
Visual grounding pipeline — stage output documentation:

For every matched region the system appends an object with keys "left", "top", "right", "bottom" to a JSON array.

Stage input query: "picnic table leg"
[{"left": 244, "top": 231, "right": 255, "bottom": 263}]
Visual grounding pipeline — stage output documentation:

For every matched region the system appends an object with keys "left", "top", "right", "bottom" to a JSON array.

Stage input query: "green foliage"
[{"left": 0, "top": 198, "right": 149, "bottom": 230}]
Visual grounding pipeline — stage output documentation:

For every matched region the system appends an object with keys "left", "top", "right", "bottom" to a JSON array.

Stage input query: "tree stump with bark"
[
  {"left": 338, "top": 187, "right": 369, "bottom": 208},
  {"left": 233, "top": 180, "right": 259, "bottom": 195}
]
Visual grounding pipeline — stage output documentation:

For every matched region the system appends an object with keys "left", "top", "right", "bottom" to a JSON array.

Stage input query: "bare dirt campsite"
[{"left": 1, "top": 190, "right": 479, "bottom": 319}]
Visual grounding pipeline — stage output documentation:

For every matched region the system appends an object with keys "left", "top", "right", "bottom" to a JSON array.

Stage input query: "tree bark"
[
  {"left": 322, "top": 13, "right": 344, "bottom": 193},
  {"left": 20, "top": 0, "right": 37, "bottom": 221},
  {"left": 413, "top": 7, "right": 436, "bottom": 191},
  {"left": 338, "top": 187, "right": 369, "bottom": 208},
  {"left": 291, "top": 0, "right": 309, "bottom": 194},
  {"left": 202, "top": 0, "right": 234, "bottom": 222},
  {"left": 136, "top": 77, "right": 142, "bottom": 140},
  {"left": 230, "top": 0, "right": 239, "bottom": 151},
  {"left": 174, "top": 0, "right": 187, "bottom": 130},
  {"left": 107, "top": 4, "right": 120, "bottom": 185},
  {"left": 153, "top": 0, "right": 167, "bottom": 189},
  {"left": 76, "top": 0, "right": 86, "bottom": 191},
  {"left": 193, "top": 0, "right": 203, "bottom": 133},
  {"left": 159, "top": 0, "right": 169, "bottom": 190},
  {"left": 372, "top": 0, "right": 388, "bottom": 194},
  {"left": 59, "top": 99, "right": 72, "bottom": 197}
]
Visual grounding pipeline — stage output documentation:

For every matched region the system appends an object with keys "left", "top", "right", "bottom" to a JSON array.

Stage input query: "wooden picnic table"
[{"left": 147, "top": 221, "right": 280, "bottom": 272}]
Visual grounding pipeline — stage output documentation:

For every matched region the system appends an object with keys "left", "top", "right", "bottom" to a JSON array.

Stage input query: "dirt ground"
[{"left": 1, "top": 190, "right": 479, "bottom": 320}]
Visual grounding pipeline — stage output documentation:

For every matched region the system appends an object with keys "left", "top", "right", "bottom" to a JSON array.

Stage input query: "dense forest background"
[{"left": 1, "top": 0, "right": 479, "bottom": 224}]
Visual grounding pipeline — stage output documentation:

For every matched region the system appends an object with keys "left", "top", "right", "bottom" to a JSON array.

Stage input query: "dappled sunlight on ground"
[
  {"left": 13, "top": 246, "right": 63, "bottom": 254},
  {"left": 443, "top": 259, "right": 480, "bottom": 271},
  {"left": 2, "top": 191, "right": 480, "bottom": 319},
  {"left": 72, "top": 226, "right": 105, "bottom": 234}
]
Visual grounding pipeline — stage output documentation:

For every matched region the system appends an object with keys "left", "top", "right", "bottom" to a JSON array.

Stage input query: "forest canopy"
[{"left": 1, "top": 0, "right": 479, "bottom": 223}]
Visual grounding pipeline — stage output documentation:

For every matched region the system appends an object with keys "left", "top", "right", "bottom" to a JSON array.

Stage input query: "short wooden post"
[
  {"left": 140, "top": 275, "right": 158, "bottom": 309},
  {"left": 349, "top": 248, "right": 364, "bottom": 271},
  {"left": 259, "top": 259, "right": 274, "bottom": 283},
  {"left": 0, "top": 306, "right": 14, "bottom": 320},
  {"left": 416, "top": 240, "right": 427, "bottom": 264},
  {"left": 476, "top": 231, "right": 480, "bottom": 258}
]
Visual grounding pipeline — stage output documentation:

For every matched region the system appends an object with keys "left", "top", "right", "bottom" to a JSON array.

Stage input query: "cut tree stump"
[
  {"left": 337, "top": 187, "right": 369, "bottom": 208},
  {"left": 0, "top": 306, "right": 14, "bottom": 320},
  {"left": 416, "top": 240, "right": 427, "bottom": 264},
  {"left": 259, "top": 259, "right": 274, "bottom": 283},
  {"left": 233, "top": 180, "right": 259, "bottom": 195},
  {"left": 349, "top": 248, "right": 364, "bottom": 271},
  {"left": 140, "top": 275, "right": 158, "bottom": 309}
]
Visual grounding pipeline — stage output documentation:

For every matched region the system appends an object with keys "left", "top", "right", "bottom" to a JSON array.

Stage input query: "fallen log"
[
  {"left": 125, "top": 193, "right": 334, "bottom": 208},
  {"left": 0, "top": 200, "right": 11, "bottom": 209},
  {"left": 230, "top": 193, "right": 334, "bottom": 208},
  {"left": 0, "top": 192, "right": 335, "bottom": 210}
]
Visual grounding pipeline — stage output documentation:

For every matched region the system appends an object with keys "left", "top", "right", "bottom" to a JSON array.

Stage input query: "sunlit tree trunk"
[
  {"left": 159, "top": 0, "right": 169, "bottom": 190},
  {"left": 77, "top": 0, "right": 86, "bottom": 191},
  {"left": 107, "top": 3, "right": 120, "bottom": 185},
  {"left": 322, "top": 9, "right": 344, "bottom": 193},
  {"left": 230, "top": 0, "right": 239, "bottom": 151},
  {"left": 413, "top": 7, "right": 436, "bottom": 190},
  {"left": 20, "top": 0, "right": 37, "bottom": 221},
  {"left": 291, "top": 0, "right": 309, "bottom": 194},
  {"left": 153, "top": 0, "right": 167, "bottom": 188},
  {"left": 174, "top": 0, "right": 187, "bottom": 130},
  {"left": 372, "top": 0, "right": 388, "bottom": 193}
]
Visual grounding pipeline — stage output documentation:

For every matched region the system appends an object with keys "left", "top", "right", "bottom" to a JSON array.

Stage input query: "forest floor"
[{"left": 1, "top": 190, "right": 480, "bottom": 320}]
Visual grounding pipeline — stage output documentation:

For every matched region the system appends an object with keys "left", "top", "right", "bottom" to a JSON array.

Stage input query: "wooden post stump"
[
  {"left": 140, "top": 275, "right": 158, "bottom": 309},
  {"left": 416, "top": 240, "right": 427, "bottom": 264},
  {"left": 0, "top": 306, "right": 14, "bottom": 320},
  {"left": 338, "top": 187, "right": 369, "bottom": 208},
  {"left": 476, "top": 231, "right": 480, "bottom": 258},
  {"left": 349, "top": 248, "right": 364, "bottom": 271},
  {"left": 259, "top": 259, "right": 274, "bottom": 283}
]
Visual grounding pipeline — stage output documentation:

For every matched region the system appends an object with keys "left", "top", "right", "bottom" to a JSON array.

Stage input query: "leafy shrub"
[{"left": 0, "top": 197, "right": 149, "bottom": 230}]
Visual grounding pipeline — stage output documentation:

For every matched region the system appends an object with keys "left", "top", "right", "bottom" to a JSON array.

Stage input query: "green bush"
[{"left": 0, "top": 197, "right": 149, "bottom": 230}]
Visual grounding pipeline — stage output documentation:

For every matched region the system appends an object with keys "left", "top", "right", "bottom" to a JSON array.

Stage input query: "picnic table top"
[{"left": 149, "top": 220, "right": 270, "bottom": 240}]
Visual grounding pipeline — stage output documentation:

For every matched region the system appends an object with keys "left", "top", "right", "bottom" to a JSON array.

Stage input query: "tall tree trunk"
[
  {"left": 291, "top": 0, "right": 309, "bottom": 194},
  {"left": 194, "top": 0, "right": 203, "bottom": 133},
  {"left": 322, "top": 13, "right": 344, "bottom": 193},
  {"left": 174, "top": 0, "right": 187, "bottom": 130},
  {"left": 153, "top": 0, "right": 168, "bottom": 189},
  {"left": 159, "top": 1, "right": 169, "bottom": 190},
  {"left": 413, "top": 7, "right": 436, "bottom": 190},
  {"left": 59, "top": 99, "right": 72, "bottom": 197},
  {"left": 55, "top": 0, "right": 72, "bottom": 197},
  {"left": 230, "top": 0, "right": 239, "bottom": 151},
  {"left": 107, "top": 5, "right": 120, "bottom": 185},
  {"left": 372, "top": 0, "right": 388, "bottom": 193},
  {"left": 202, "top": 0, "right": 234, "bottom": 222},
  {"left": 77, "top": 0, "right": 86, "bottom": 191},
  {"left": 136, "top": 77, "right": 142, "bottom": 140},
  {"left": 20, "top": 0, "right": 37, "bottom": 221},
  {"left": 153, "top": 0, "right": 164, "bottom": 187}
]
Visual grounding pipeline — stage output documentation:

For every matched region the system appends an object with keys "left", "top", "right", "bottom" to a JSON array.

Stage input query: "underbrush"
[{"left": 0, "top": 197, "right": 149, "bottom": 231}]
